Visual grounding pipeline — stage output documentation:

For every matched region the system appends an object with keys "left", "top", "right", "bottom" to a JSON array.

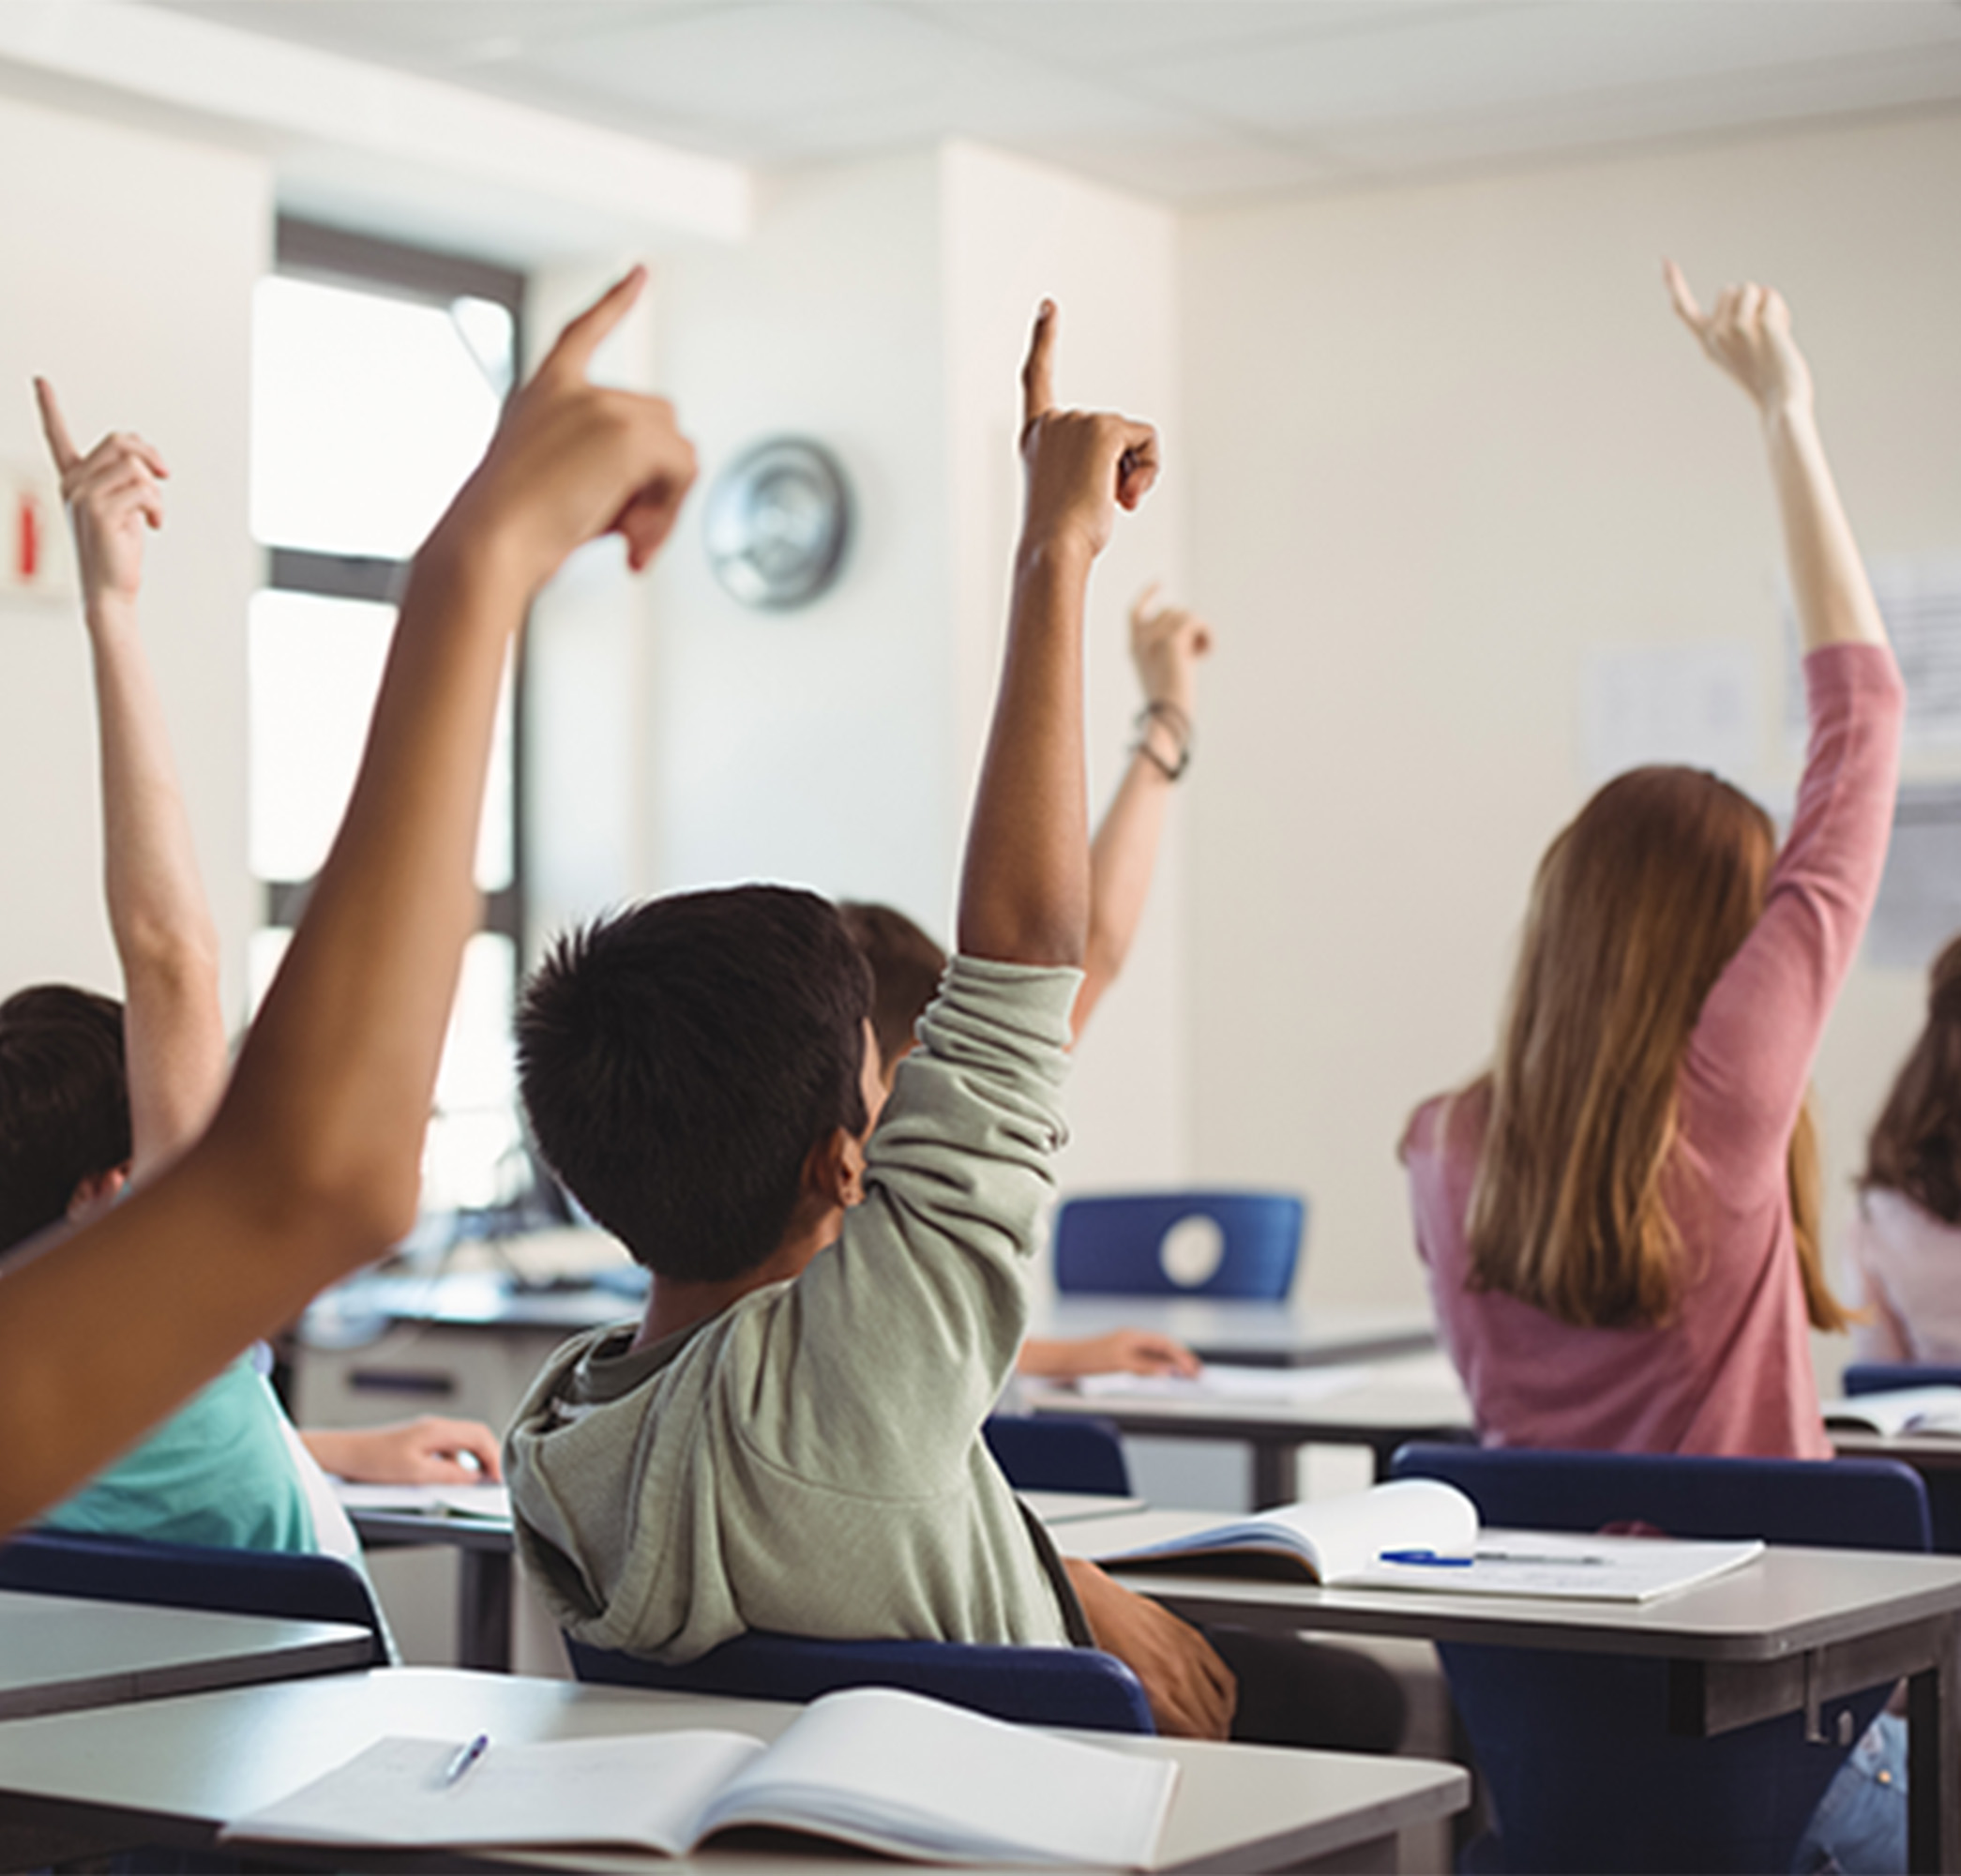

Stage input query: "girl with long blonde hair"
[{"left": 1403, "top": 265, "right": 1902, "bottom": 1458}]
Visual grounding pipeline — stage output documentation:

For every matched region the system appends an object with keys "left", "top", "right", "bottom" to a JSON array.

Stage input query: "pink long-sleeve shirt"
[{"left": 1406, "top": 643, "right": 1904, "bottom": 1459}]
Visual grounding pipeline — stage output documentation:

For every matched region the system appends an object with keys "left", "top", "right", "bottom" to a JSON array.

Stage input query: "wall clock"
[{"left": 703, "top": 436, "right": 852, "bottom": 609}]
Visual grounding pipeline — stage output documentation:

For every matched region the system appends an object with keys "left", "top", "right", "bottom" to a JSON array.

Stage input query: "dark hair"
[
  {"left": 837, "top": 901, "right": 947, "bottom": 1071},
  {"left": 0, "top": 985, "right": 131, "bottom": 1254},
  {"left": 1862, "top": 932, "right": 1961, "bottom": 1223},
  {"left": 516, "top": 885, "right": 872, "bottom": 1282}
]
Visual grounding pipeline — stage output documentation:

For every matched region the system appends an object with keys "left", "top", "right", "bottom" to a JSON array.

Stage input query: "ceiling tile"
[
  {"left": 1315, "top": 36, "right": 1961, "bottom": 174},
  {"left": 1125, "top": 0, "right": 1961, "bottom": 135}
]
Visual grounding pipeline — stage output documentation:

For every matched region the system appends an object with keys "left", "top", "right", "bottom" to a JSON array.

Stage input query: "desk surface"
[
  {"left": 0, "top": 1666, "right": 1469, "bottom": 1874},
  {"left": 0, "top": 1590, "right": 374, "bottom": 1720},
  {"left": 1030, "top": 1296, "right": 1434, "bottom": 1368},
  {"left": 1052, "top": 1507, "right": 1961, "bottom": 1660}
]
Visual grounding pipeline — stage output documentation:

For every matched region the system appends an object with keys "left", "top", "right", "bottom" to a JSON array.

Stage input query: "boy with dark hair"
[
  {"left": 0, "top": 274, "right": 696, "bottom": 1537},
  {"left": 508, "top": 310, "right": 1402, "bottom": 1753}
]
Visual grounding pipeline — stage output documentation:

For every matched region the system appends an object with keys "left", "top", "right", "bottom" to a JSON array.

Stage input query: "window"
[{"left": 249, "top": 219, "right": 530, "bottom": 1222}]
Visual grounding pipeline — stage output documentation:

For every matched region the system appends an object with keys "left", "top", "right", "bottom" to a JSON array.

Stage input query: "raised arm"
[
  {"left": 1667, "top": 264, "right": 1902, "bottom": 1180},
  {"left": 1074, "top": 583, "right": 1211, "bottom": 1036},
  {"left": 958, "top": 303, "right": 1157, "bottom": 967},
  {"left": 1664, "top": 261, "right": 1885, "bottom": 654},
  {"left": 0, "top": 272, "right": 696, "bottom": 1533},
  {"left": 36, "top": 383, "right": 228, "bottom": 1177}
]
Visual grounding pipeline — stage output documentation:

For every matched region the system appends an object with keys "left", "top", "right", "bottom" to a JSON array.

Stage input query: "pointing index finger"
[
  {"left": 538, "top": 265, "right": 648, "bottom": 384},
  {"left": 1020, "top": 299, "right": 1057, "bottom": 436},
  {"left": 1662, "top": 258, "right": 1706, "bottom": 335},
  {"left": 33, "top": 378, "right": 80, "bottom": 474}
]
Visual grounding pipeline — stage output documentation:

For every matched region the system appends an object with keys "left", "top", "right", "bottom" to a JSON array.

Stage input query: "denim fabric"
[{"left": 1793, "top": 1714, "right": 1907, "bottom": 1875}]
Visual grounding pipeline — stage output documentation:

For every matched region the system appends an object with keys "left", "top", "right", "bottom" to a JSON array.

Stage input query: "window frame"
[{"left": 256, "top": 215, "right": 528, "bottom": 955}]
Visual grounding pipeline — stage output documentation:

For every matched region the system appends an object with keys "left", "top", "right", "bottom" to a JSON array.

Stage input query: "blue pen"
[
  {"left": 1379, "top": 1548, "right": 1473, "bottom": 1566},
  {"left": 440, "top": 1732, "right": 491, "bottom": 1788}
]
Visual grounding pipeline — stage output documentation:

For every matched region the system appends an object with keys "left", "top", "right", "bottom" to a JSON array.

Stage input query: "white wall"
[
  {"left": 1183, "top": 109, "right": 1961, "bottom": 1326},
  {"left": 0, "top": 94, "right": 267, "bottom": 1020}
]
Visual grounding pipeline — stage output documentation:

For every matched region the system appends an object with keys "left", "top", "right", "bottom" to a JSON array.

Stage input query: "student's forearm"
[
  {"left": 1764, "top": 401, "right": 1886, "bottom": 655},
  {"left": 87, "top": 598, "right": 228, "bottom": 1170},
  {"left": 1078, "top": 755, "right": 1172, "bottom": 1034},
  {"left": 958, "top": 541, "right": 1092, "bottom": 966}
]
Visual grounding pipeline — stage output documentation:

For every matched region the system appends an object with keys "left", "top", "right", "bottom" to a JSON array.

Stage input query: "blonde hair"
[{"left": 1462, "top": 765, "right": 1845, "bottom": 1333}]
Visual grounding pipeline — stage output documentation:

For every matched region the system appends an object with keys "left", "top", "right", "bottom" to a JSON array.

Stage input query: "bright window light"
[
  {"left": 248, "top": 589, "right": 514, "bottom": 891},
  {"left": 250, "top": 276, "right": 508, "bottom": 559}
]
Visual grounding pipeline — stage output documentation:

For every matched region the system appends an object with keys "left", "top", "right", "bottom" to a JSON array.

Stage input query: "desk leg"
[
  {"left": 457, "top": 1549, "right": 514, "bottom": 1673},
  {"left": 1251, "top": 1442, "right": 1297, "bottom": 1510},
  {"left": 1908, "top": 1611, "right": 1961, "bottom": 1874}
]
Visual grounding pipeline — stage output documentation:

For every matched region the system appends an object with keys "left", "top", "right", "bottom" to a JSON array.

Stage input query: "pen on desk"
[
  {"left": 441, "top": 1732, "right": 490, "bottom": 1788},
  {"left": 1379, "top": 1549, "right": 1473, "bottom": 1567}
]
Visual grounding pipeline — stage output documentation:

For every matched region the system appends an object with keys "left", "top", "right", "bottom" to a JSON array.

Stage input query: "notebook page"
[
  {"left": 224, "top": 1731, "right": 762, "bottom": 1851},
  {"left": 701, "top": 1687, "right": 1176, "bottom": 1868}
]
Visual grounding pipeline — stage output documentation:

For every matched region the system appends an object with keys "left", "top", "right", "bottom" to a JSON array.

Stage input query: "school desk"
[
  {"left": 1017, "top": 1353, "right": 1476, "bottom": 1505},
  {"left": 1026, "top": 1295, "right": 1436, "bottom": 1369},
  {"left": 0, "top": 1589, "right": 374, "bottom": 1720},
  {"left": 0, "top": 1664, "right": 1471, "bottom": 1874},
  {"left": 1048, "top": 1507, "right": 1961, "bottom": 1874}
]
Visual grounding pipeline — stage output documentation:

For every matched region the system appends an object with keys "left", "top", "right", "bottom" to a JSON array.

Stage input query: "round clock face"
[{"left": 703, "top": 437, "right": 852, "bottom": 609}]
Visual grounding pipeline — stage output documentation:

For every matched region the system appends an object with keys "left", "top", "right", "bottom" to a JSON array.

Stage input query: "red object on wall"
[{"left": 16, "top": 490, "right": 41, "bottom": 582}]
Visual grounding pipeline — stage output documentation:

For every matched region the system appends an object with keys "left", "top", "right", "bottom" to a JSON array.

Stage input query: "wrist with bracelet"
[{"left": 1131, "top": 697, "right": 1192, "bottom": 781}]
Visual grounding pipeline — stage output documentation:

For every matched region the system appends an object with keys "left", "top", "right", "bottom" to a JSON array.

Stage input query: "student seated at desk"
[
  {"left": 0, "top": 387, "right": 503, "bottom": 1559},
  {"left": 839, "top": 583, "right": 1209, "bottom": 1384},
  {"left": 506, "top": 307, "right": 1400, "bottom": 1753},
  {"left": 0, "top": 273, "right": 694, "bottom": 1540},
  {"left": 1402, "top": 266, "right": 1901, "bottom": 1460},
  {"left": 1848, "top": 932, "right": 1961, "bottom": 1364},
  {"left": 1400, "top": 265, "right": 1905, "bottom": 1876}
]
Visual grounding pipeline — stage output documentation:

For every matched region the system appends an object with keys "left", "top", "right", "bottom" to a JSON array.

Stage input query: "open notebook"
[
  {"left": 1086, "top": 1479, "right": 1763, "bottom": 1602},
  {"left": 1823, "top": 1385, "right": 1961, "bottom": 1438},
  {"left": 221, "top": 1686, "right": 1176, "bottom": 1868}
]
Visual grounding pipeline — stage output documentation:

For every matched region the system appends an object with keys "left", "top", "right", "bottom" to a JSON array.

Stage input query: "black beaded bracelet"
[{"left": 1132, "top": 699, "right": 1192, "bottom": 781}]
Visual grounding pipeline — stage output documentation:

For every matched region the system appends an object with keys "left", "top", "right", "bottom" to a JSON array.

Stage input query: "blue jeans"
[{"left": 1793, "top": 1713, "right": 1907, "bottom": 1875}]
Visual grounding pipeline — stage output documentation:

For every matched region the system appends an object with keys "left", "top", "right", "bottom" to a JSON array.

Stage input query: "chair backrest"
[
  {"left": 1388, "top": 1445, "right": 1929, "bottom": 1873},
  {"left": 1837, "top": 1363, "right": 1961, "bottom": 1551},
  {"left": 983, "top": 1415, "right": 1132, "bottom": 1496},
  {"left": 1843, "top": 1360, "right": 1961, "bottom": 1395},
  {"left": 1390, "top": 1443, "right": 1931, "bottom": 1553},
  {"left": 567, "top": 1630, "right": 1155, "bottom": 1734},
  {"left": 0, "top": 1529, "right": 390, "bottom": 1665},
  {"left": 1052, "top": 1190, "right": 1305, "bottom": 1299}
]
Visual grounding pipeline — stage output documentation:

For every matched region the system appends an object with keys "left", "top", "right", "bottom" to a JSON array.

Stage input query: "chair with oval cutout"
[{"left": 1051, "top": 1190, "right": 1305, "bottom": 1300}]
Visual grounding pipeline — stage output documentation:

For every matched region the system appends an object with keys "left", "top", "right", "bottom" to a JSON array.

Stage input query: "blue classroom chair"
[
  {"left": 984, "top": 1414, "right": 1133, "bottom": 1496},
  {"left": 0, "top": 1527, "right": 392, "bottom": 1664},
  {"left": 1389, "top": 1443, "right": 1930, "bottom": 1874},
  {"left": 1842, "top": 1361, "right": 1961, "bottom": 1552},
  {"left": 567, "top": 1630, "right": 1154, "bottom": 1733},
  {"left": 1052, "top": 1190, "right": 1305, "bottom": 1299}
]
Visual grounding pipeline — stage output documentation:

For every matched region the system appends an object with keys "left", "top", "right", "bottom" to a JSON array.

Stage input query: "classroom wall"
[
  {"left": 0, "top": 93, "right": 267, "bottom": 1023},
  {"left": 1182, "top": 109, "right": 1961, "bottom": 1334}
]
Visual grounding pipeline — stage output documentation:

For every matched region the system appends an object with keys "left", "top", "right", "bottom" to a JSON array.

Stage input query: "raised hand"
[
  {"left": 1664, "top": 260, "right": 1814, "bottom": 417},
  {"left": 1129, "top": 582, "right": 1213, "bottom": 718},
  {"left": 1018, "top": 301, "right": 1159, "bottom": 566},
  {"left": 441, "top": 266, "right": 698, "bottom": 592},
  {"left": 35, "top": 379, "right": 167, "bottom": 615}
]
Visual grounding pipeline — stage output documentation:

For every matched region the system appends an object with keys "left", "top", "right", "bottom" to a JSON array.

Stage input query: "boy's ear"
[{"left": 803, "top": 1127, "right": 868, "bottom": 1212}]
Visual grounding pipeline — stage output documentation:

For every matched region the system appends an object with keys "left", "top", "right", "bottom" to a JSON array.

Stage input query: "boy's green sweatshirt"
[{"left": 505, "top": 957, "right": 1087, "bottom": 1662}]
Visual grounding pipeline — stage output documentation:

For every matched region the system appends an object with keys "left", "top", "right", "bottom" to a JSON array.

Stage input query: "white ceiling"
[{"left": 142, "top": 0, "right": 1961, "bottom": 203}]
